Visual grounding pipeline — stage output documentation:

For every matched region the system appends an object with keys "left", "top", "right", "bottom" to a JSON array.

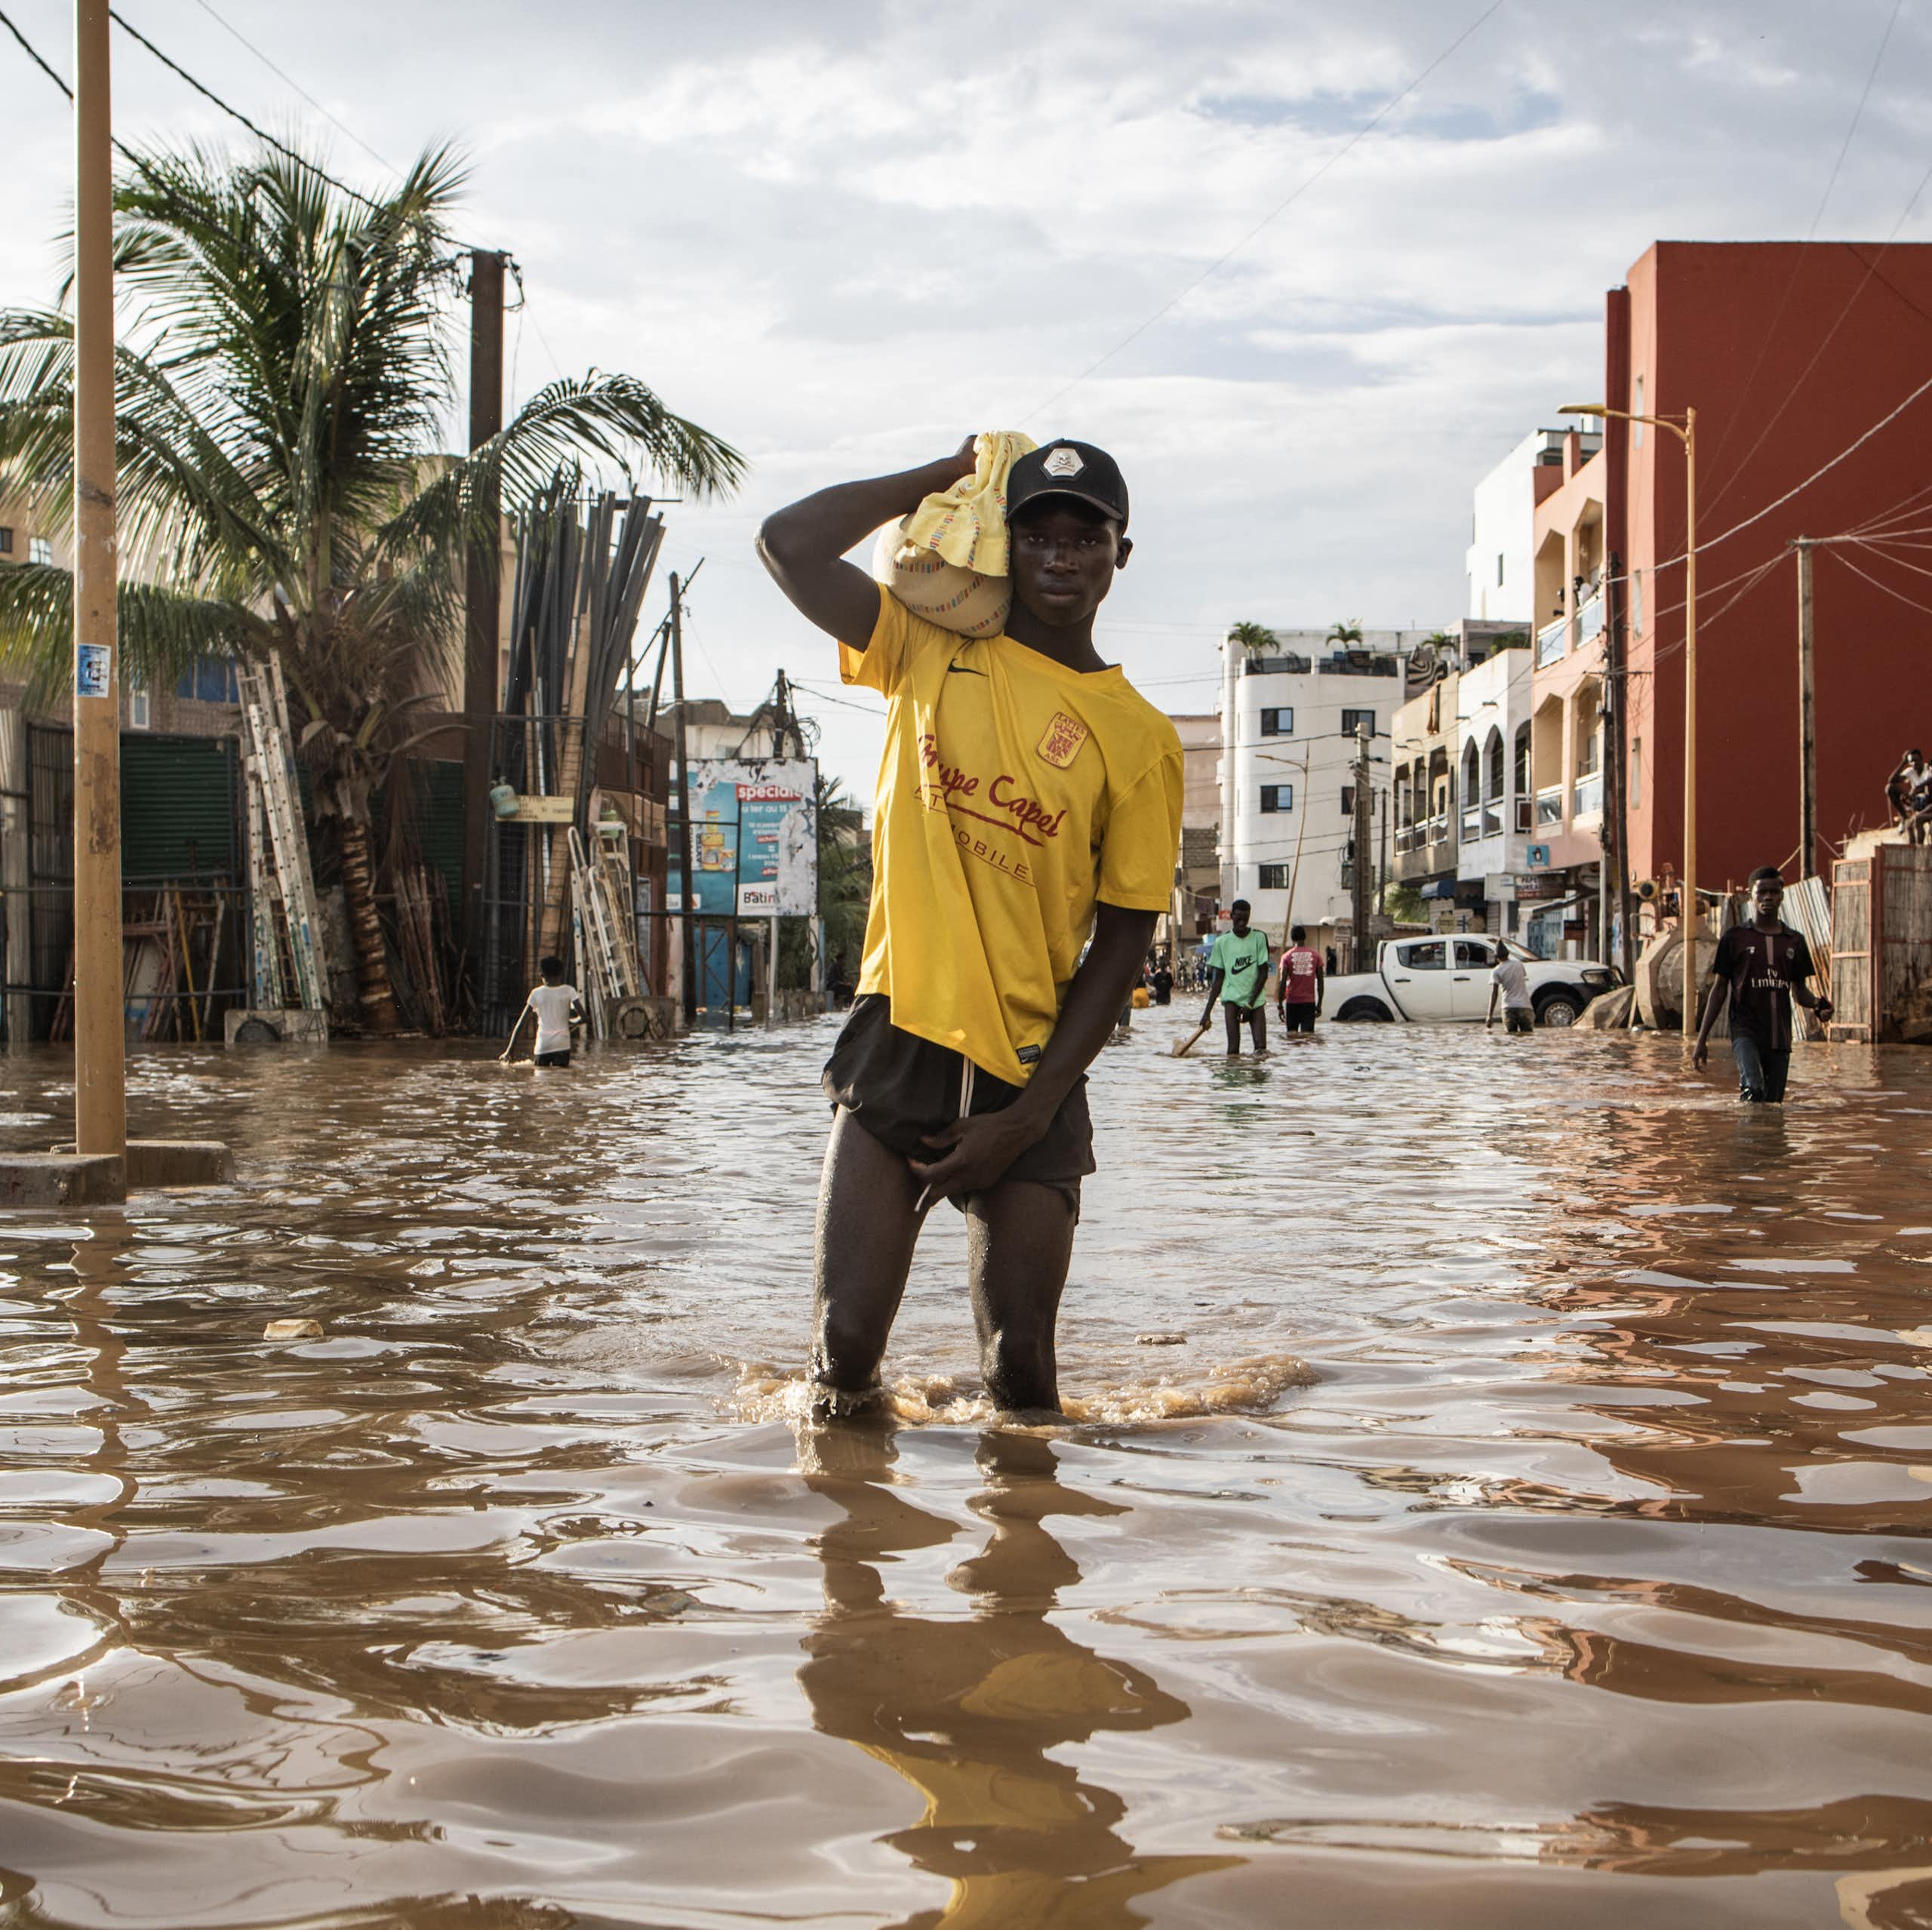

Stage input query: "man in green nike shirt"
[{"left": 1201, "top": 899, "right": 1272, "bottom": 1054}]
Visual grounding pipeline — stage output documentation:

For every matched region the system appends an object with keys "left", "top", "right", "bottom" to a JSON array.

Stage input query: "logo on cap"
[{"left": 1042, "top": 446, "right": 1084, "bottom": 478}]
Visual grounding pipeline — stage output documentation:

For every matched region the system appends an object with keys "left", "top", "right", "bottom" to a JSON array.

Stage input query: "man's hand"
[
  {"left": 1815, "top": 998, "right": 1834, "bottom": 1023},
  {"left": 1691, "top": 1038, "right": 1709, "bottom": 1069},
  {"left": 909, "top": 1108, "right": 1044, "bottom": 1205}
]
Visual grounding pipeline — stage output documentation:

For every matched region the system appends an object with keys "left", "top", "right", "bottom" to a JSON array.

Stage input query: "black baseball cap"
[{"left": 1006, "top": 439, "right": 1129, "bottom": 530}]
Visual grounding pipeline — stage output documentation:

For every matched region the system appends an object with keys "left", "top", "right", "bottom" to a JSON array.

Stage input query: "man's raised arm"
[{"left": 755, "top": 438, "right": 977, "bottom": 647}]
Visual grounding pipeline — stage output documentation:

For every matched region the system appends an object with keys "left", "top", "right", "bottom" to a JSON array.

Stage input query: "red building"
[{"left": 1601, "top": 241, "right": 1932, "bottom": 891}]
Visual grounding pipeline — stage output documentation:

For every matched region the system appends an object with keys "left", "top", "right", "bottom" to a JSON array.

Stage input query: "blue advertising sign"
[{"left": 670, "top": 758, "right": 817, "bottom": 915}]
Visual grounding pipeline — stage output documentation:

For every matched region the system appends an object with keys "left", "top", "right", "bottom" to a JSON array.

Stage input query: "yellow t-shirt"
[{"left": 841, "top": 585, "right": 1183, "bottom": 1086}]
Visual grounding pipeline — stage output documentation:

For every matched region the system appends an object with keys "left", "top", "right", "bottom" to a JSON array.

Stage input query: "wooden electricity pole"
[
  {"left": 669, "top": 571, "right": 697, "bottom": 1024},
  {"left": 72, "top": 0, "right": 125, "bottom": 1160},
  {"left": 460, "top": 249, "right": 506, "bottom": 989},
  {"left": 1795, "top": 537, "right": 1817, "bottom": 881}
]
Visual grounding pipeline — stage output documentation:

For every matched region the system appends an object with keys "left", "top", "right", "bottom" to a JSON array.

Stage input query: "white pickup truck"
[{"left": 1324, "top": 936, "right": 1616, "bottom": 1028}]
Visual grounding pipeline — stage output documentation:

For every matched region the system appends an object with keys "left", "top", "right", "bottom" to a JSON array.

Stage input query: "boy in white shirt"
[{"left": 501, "top": 954, "right": 585, "bottom": 1067}]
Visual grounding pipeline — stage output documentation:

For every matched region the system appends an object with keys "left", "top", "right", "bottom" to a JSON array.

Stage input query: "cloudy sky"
[{"left": 5, "top": 0, "right": 1928, "bottom": 804}]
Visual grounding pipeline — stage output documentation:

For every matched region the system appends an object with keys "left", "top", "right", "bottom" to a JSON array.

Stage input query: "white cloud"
[{"left": 2, "top": 0, "right": 1928, "bottom": 804}]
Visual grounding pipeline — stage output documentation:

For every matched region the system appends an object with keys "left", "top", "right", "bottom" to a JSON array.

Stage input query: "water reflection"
[{"left": 798, "top": 1423, "right": 1237, "bottom": 1925}]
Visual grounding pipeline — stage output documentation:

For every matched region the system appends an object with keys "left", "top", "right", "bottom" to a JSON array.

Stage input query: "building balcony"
[
  {"left": 1395, "top": 823, "right": 1422, "bottom": 853},
  {"left": 1318, "top": 653, "right": 1399, "bottom": 678},
  {"left": 1535, "top": 782, "right": 1564, "bottom": 827},
  {"left": 1427, "top": 813, "right": 1452, "bottom": 850},
  {"left": 1242, "top": 653, "right": 1312, "bottom": 676},
  {"left": 1481, "top": 801, "right": 1503, "bottom": 838},
  {"left": 1576, "top": 592, "right": 1604, "bottom": 646},
  {"left": 1535, "top": 616, "right": 1571, "bottom": 668},
  {"left": 1572, "top": 771, "right": 1603, "bottom": 819}
]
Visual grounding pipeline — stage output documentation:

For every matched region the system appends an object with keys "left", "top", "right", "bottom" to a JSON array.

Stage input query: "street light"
[{"left": 1561, "top": 401, "right": 1697, "bottom": 1036}]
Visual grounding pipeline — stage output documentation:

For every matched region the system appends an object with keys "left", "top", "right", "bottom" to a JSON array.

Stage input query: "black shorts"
[
  {"left": 534, "top": 1048, "right": 572, "bottom": 1068},
  {"left": 823, "top": 994, "right": 1092, "bottom": 1210},
  {"left": 1279, "top": 1003, "right": 1315, "bottom": 1033}
]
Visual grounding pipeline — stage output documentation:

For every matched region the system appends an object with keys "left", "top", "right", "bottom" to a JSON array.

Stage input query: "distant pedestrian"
[
  {"left": 1201, "top": 900, "right": 1272, "bottom": 1053},
  {"left": 1275, "top": 923, "right": 1323, "bottom": 1034},
  {"left": 502, "top": 954, "right": 585, "bottom": 1067},
  {"left": 1151, "top": 958, "right": 1173, "bottom": 1005},
  {"left": 1324, "top": 945, "right": 1339, "bottom": 975},
  {"left": 1486, "top": 943, "right": 1534, "bottom": 1034},
  {"left": 1692, "top": 868, "right": 1833, "bottom": 1102}
]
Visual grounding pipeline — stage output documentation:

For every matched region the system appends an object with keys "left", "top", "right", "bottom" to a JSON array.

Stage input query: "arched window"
[{"left": 1484, "top": 727, "right": 1505, "bottom": 802}]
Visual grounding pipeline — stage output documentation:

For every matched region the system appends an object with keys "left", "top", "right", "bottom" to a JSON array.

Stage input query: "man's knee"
[{"left": 813, "top": 1309, "right": 888, "bottom": 1389}]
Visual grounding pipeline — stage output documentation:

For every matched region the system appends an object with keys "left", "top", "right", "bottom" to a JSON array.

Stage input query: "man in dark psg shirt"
[{"left": 1691, "top": 868, "right": 1833, "bottom": 1102}]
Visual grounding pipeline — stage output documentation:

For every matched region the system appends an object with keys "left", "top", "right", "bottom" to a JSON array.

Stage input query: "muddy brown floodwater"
[{"left": 2, "top": 1011, "right": 1932, "bottom": 1928}]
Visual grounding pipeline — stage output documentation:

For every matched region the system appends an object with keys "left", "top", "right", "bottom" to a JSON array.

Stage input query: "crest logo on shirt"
[
  {"left": 1035, "top": 710, "right": 1090, "bottom": 768},
  {"left": 1043, "top": 446, "right": 1084, "bottom": 478}
]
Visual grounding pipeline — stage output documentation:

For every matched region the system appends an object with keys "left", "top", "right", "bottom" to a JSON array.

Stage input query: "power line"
[
  {"left": 1024, "top": 0, "right": 1507, "bottom": 421},
  {"left": 105, "top": 5, "right": 383, "bottom": 211},
  {"left": 188, "top": 0, "right": 395, "bottom": 171},
  {"left": 1699, "top": 0, "right": 1903, "bottom": 493}
]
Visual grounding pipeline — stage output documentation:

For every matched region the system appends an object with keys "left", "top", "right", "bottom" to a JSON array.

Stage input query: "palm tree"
[
  {"left": 1326, "top": 619, "right": 1364, "bottom": 647},
  {"left": 1229, "top": 620, "right": 1278, "bottom": 658},
  {"left": 0, "top": 140, "right": 741, "bottom": 1028}
]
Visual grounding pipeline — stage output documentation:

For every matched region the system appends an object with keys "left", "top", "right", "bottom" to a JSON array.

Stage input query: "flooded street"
[{"left": 2, "top": 1012, "right": 1932, "bottom": 1928}]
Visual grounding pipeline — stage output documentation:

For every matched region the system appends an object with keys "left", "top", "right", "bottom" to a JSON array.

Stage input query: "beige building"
[
  {"left": 1527, "top": 429, "right": 1608, "bottom": 956},
  {"left": 1164, "top": 711, "right": 1220, "bottom": 954}
]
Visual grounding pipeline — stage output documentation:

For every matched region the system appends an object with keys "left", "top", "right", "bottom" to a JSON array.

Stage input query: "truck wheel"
[
  {"left": 1536, "top": 990, "right": 1582, "bottom": 1028},
  {"left": 1335, "top": 997, "right": 1393, "bottom": 1022}
]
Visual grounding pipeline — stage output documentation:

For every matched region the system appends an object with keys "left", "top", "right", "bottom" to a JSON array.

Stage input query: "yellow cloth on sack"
[
  {"left": 894, "top": 431, "right": 1038, "bottom": 575},
  {"left": 840, "top": 585, "right": 1183, "bottom": 1087}
]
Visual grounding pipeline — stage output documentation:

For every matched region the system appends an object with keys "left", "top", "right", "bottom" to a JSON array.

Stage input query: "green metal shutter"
[
  {"left": 119, "top": 733, "right": 239, "bottom": 880},
  {"left": 417, "top": 759, "right": 464, "bottom": 902}
]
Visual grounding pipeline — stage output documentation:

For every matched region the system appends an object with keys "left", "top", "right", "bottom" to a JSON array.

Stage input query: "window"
[
  {"left": 1340, "top": 708, "right": 1375, "bottom": 738},
  {"left": 1260, "top": 784, "right": 1294, "bottom": 813},
  {"left": 1456, "top": 940, "right": 1495, "bottom": 969},
  {"left": 1631, "top": 737, "right": 1643, "bottom": 808},
  {"left": 176, "top": 659, "right": 239, "bottom": 703},
  {"left": 1403, "top": 941, "right": 1447, "bottom": 970},
  {"left": 1260, "top": 706, "right": 1294, "bottom": 736},
  {"left": 1340, "top": 785, "right": 1355, "bottom": 815},
  {"left": 1631, "top": 568, "right": 1643, "bottom": 636},
  {"left": 1497, "top": 552, "right": 1505, "bottom": 586},
  {"left": 0, "top": 527, "right": 12, "bottom": 554},
  {"left": 128, "top": 673, "right": 150, "bottom": 731},
  {"left": 28, "top": 536, "right": 52, "bottom": 566},
  {"left": 1258, "top": 863, "right": 1290, "bottom": 890}
]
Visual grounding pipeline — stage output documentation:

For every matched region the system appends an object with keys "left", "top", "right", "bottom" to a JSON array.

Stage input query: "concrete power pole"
[
  {"left": 1351, "top": 718, "right": 1372, "bottom": 970},
  {"left": 72, "top": 0, "right": 125, "bottom": 1162},
  {"left": 1795, "top": 538, "right": 1817, "bottom": 882},
  {"left": 460, "top": 250, "right": 506, "bottom": 994}
]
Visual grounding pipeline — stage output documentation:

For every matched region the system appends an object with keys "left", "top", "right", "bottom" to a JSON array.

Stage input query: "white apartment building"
[
  {"left": 1451, "top": 635, "right": 1536, "bottom": 932},
  {"left": 1218, "top": 627, "right": 1433, "bottom": 952},
  {"left": 1466, "top": 428, "right": 1600, "bottom": 623}
]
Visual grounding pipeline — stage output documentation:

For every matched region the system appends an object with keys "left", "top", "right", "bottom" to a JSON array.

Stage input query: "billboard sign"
[{"left": 677, "top": 758, "right": 817, "bottom": 915}]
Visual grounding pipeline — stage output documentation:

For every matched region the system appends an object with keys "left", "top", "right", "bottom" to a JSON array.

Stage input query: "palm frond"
[{"left": 0, "top": 561, "right": 263, "bottom": 707}]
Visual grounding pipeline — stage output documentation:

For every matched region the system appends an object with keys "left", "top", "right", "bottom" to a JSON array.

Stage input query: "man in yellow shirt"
[{"left": 758, "top": 436, "right": 1183, "bottom": 1417}]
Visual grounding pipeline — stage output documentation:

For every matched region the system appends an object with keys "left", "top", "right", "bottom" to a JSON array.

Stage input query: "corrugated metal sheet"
[{"left": 121, "top": 733, "right": 238, "bottom": 880}]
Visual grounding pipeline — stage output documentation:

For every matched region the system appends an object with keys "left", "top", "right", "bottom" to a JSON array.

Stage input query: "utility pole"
[
  {"left": 669, "top": 571, "right": 696, "bottom": 1025},
  {"left": 1377, "top": 784, "right": 1388, "bottom": 939},
  {"left": 460, "top": 249, "right": 506, "bottom": 996},
  {"left": 1601, "top": 549, "right": 1627, "bottom": 974},
  {"left": 1795, "top": 537, "right": 1817, "bottom": 881},
  {"left": 72, "top": 0, "right": 125, "bottom": 1163},
  {"left": 1680, "top": 404, "right": 1699, "bottom": 1037},
  {"left": 1351, "top": 718, "right": 1373, "bottom": 971}
]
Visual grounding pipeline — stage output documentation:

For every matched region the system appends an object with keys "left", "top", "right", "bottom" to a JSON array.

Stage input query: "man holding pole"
[{"left": 1200, "top": 899, "right": 1272, "bottom": 1055}]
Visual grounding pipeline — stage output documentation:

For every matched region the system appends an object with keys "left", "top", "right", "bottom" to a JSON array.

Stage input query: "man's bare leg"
[
  {"left": 964, "top": 1179, "right": 1077, "bottom": 1415},
  {"left": 811, "top": 1108, "right": 928, "bottom": 1407}
]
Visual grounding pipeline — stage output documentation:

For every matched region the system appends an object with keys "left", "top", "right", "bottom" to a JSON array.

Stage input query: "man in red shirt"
[{"left": 1276, "top": 923, "right": 1324, "bottom": 1034}]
